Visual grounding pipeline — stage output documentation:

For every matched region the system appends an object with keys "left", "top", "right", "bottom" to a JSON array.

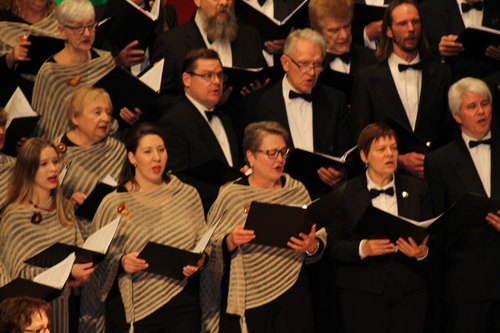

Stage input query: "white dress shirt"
[
  {"left": 362, "top": 0, "right": 388, "bottom": 50},
  {"left": 328, "top": 49, "right": 351, "bottom": 74},
  {"left": 457, "top": 0, "right": 484, "bottom": 28},
  {"left": 185, "top": 93, "right": 234, "bottom": 167},
  {"left": 195, "top": 12, "right": 233, "bottom": 67},
  {"left": 244, "top": 0, "right": 274, "bottom": 18},
  {"left": 463, "top": 131, "right": 491, "bottom": 197},
  {"left": 282, "top": 75, "right": 314, "bottom": 152},
  {"left": 388, "top": 52, "right": 422, "bottom": 131}
]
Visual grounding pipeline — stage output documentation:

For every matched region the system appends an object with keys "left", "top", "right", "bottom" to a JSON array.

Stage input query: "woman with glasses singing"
[
  {"left": 0, "top": 297, "right": 52, "bottom": 333},
  {"left": 201, "top": 121, "right": 326, "bottom": 333},
  {"left": 30, "top": 0, "right": 144, "bottom": 142}
]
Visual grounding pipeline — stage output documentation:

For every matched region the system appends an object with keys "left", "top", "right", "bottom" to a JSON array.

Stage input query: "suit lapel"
[
  {"left": 415, "top": 62, "right": 440, "bottom": 130},
  {"left": 441, "top": 0, "right": 466, "bottom": 34},
  {"left": 187, "top": 16, "right": 209, "bottom": 50},
  {"left": 265, "top": 82, "right": 294, "bottom": 147},
  {"left": 349, "top": 45, "right": 360, "bottom": 76},
  {"left": 490, "top": 132, "right": 500, "bottom": 198},
  {"left": 218, "top": 110, "right": 241, "bottom": 168},
  {"left": 311, "top": 86, "right": 332, "bottom": 153},
  {"left": 483, "top": 0, "right": 500, "bottom": 30},
  {"left": 354, "top": 174, "right": 372, "bottom": 220},
  {"left": 395, "top": 175, "right": 411, "bottom": 219},
  {"left": 453, "top": 138, "right": 487, "bottom": 196}
]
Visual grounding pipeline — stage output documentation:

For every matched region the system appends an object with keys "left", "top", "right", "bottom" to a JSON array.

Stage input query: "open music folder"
[{"left": 75, "top": 175, "right": 117, "bottom": 221}]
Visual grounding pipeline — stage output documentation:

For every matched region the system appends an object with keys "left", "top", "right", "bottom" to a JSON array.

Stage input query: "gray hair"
[
  {"left": 283, "top": 28, "right": 327, "bottom": 59},
  {"left": 448, "top": 77, "right": 492, "bottom": 116},
  {"left": 55, "top": 0, "right": 94, "bottom": 26}
]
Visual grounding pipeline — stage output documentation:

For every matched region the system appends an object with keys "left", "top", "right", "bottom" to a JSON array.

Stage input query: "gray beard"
[{"left": 200, "top": 9, "right": 238, "bottom": 43}]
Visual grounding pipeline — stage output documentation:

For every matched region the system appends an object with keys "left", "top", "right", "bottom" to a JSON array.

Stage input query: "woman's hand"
[
  {"left": 396, "top": 235, "right": 429, "bottom": 258},
  {"left": 70, "top": 192, "right": 88, "bottom": 210},
  {"left": 226, "top": 225, "right": 255, "bottom": 252},
  {"left": 288, "top": 224, "right": 318, "bottom": 253},
  {"left": 120, "top": 107, "right": 142, "bottom": 125},
  {"left": 121, "top": 252, "right": 148, "bottom": 273},
  {"left": 5, "top": 40, "right": 31, "bottom": 69},
  {"left": 70, "top": 262, "right": 95, "bottom": 286},
  {"left": 361, "top": 239, "right": 395, "bottom": 257},
  {"left": 183, "top": 253, "right": 206, "bottom": 277}
]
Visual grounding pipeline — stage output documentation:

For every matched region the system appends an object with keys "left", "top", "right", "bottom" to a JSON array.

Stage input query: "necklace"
[{"left": 30, "top": 201, "right": 56, "bottom": 225}]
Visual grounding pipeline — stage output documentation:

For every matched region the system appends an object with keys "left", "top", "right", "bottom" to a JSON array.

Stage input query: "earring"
[
  {"left": 133, "top": 163, "right": 137, "bottom": 168},
  {"left": 249, "top": 162, "right": 253, "bottom": 168}
]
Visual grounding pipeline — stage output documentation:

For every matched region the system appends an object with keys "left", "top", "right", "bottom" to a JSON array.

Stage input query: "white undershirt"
[
  {"left": 185, "top": 93, "right": 233, "bottom": 167},
  {"left": 244, "top": 0, "right": 274, "bottom": 18},
  {"left": 457, "top": 0, "right": 484, "bottom": 28},
  {"left": 463, "top": 131, "right": 491, "bottom": 197},
  {"left": 195, "top": 11, "right": 233, "bottom": 67},
  {"left": 388, "top": 52, "right": 422, "bottom": 131},
  {"left": 282, "top": 75, "right": 314, "bottom": 151},
  {"left": 362, "top": 0, "right": 388, "bottom": 50}
]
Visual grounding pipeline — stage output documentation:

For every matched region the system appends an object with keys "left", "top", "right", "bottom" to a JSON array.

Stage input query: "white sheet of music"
[
  {"left": 101, "top": 174, "right": 118, "bottom": 187},
  {"left": 139, "top": 59, "right": 164, "bottom": 92},
  {"left": 59, "top": 161, "right": 72, "bottom": 185},
  {"left": 33, "top": 253, "right": 75, "bottom": 289},
  {"left": 192, "top": 210, "right": 226, "bottom": 253},
  {"left": 4, "top": 87, "right": 38, "bottom": 129},
  {"left": 83, "top": 216, "right": 120, "bottom": 254},
  {"left": 150, "top": 0, "right": 160, "bottom": 20}
]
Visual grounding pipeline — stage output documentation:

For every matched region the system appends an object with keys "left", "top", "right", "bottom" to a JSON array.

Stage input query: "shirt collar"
[
  {"left": 462, "top": 130, "right": 492, "bottom": 147},
  {"left": 185, "top": 93, "right": 213, "bottom": 122},
  {"left": 282, "top": 74, "right": 312, "bottom": 105},
  {"left": 388, "top": 52, "right": 421, "bottom": 67},
  {"left": 366, "top": 170, "right": 395, "bottom": 191}
]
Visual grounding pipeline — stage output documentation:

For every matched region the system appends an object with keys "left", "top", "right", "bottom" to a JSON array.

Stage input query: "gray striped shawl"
[
  {"left": 0, "top": 205, "right": 83, "bottom": 333},
  {"left": 79, "top": 175, "right": 207, "bottom": 333},
  {"left": 55, "top": 134, "right": 126, "bottom": 239},
  {"left": 31, "top": 48, "right": 116, "bottom": 141},
  {"left": 0, "top": 154, "right": 15, "bottom": 211},
  {"left": 201, "top": 174, "right": 325, "bottom": 333}
]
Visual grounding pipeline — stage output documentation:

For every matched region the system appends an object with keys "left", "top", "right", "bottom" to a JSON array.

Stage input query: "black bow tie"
[
  {"left": 205, "top": 109, "right": 218, "bottom": 122},
  {"left": 369, "top": 187, "right": 394, "bottom": 199},
  {"left": 324, "top": 51, "right": 351, "bottom": 65},
  {"left": 398, "top": 62, "right": 423, "bottom": 72},
  {"left": 289, "top": 90, "right": 313, "bottom": 102},
  {"left": 469, "top": 138, "right": 491, "bottom": 148},
  {"left": 257, "top": 0, "right": 267, "bottom": 6},
  {"left": 461, "top": 1, "right": 483, "bottom": 13}
]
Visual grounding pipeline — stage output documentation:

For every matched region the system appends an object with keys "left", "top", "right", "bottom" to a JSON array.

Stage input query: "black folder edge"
[
  {"left": 16, "top": 35, "right": 65, "bottom": 75},
  {"left": 184, "top": 159, "right": 244, "bottom": 185},
  {"left": 223, "top": 67, "right": 270, "bottom": 95},
  {"left": 0, "top": 278, "right": 62, "bottom": 303},
  {"left": 352, "top": 4, "right": 386, "bottom": 28},
  {"left": 75, "top": 182, "right": 116, "bottom": 221},
  {"left": 24, "top": 243, "right": 104, "bottom": 268},
  {"left": 3, "top": 116, "right": 40, "bottom": 157},
  {"left": 453, "top": 192, "right": 500, "bottom": 228},
  {"left": 93, "top": 16, "right": 116, "bottom": 49},
  {"left": 455, "top": 28, "right": 500, "bottom": 61}
]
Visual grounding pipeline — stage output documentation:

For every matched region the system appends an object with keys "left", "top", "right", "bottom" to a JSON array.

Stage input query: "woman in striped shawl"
[
  {"left": 31, "top": 0, "right": 144, "bottom": 142},
  {"left": 79, "top": 123, "right": 207, "bottom": 333},
  {"left": 55, "top": 86, "right": 126, "bottom": 240},
  {"left": 0, "top": 138, "right": 95, "bottom": 333},
  {"left": 0, "top": 107, "right": 16, "bottom": 211},
  {"left": 201, "top": 121, "right": 327, "bottom": 333}
]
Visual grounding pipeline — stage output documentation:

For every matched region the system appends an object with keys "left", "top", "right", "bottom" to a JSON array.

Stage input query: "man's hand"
[
  {"left": 365, "top": 20, "right": 383, "bottom": 41},
  {"left": 240, "top": 78, "right": 271, "bottom": 97},
  {"left": 361, "top": 239, "right": 395, "bottom": 257},
  {"left": 487, "top": 210, "right": 500, "bottom": 232},
  {"left": 486, "top": 45, "right": 500, "bottom": 62},
  {"left": 396, "top": 235, "right": 429, "bottom": 258},
  {"left": 265, "top": 39, "right": 286, "bottom": 55},
  {"left": 398, "top": 152, "right": 425, "bottom": 179},
  {"left": 317, "top": 166, "right": 346, "bottom": 186},
  {"left": 439, "top": 35, "right": 464, "bottom": 57},
  {"left": 120, "top": 107, "right": 142, "bottom": 125},
  {"left": 114, "top": 41, "right": 146, "bottom": 68}
]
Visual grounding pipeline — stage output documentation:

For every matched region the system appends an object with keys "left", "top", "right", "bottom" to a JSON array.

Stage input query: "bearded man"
[{"left": 152, "top": 0, "right": 266, "bottom": 110}]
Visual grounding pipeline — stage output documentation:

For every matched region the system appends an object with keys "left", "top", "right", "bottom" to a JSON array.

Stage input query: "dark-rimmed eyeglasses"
[
  {"left": 257, "top": 148, "right": 291, "bottom": 159},
  {"left": 64, "top": 23, "right": 97, "bottom": 35},
  {"left": 187, "top": 72, "right": 228, "bottom": 82},
  {"left": 286, "top": 54, "right": 325, "bottom": 73}
]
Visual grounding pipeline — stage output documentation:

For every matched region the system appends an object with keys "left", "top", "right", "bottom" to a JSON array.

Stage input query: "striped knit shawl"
[
  {"left": 0, "top": 154, "right": 15, "bottom": 211},
  {"left": 0, "top": 205, "right": 83, "bottom": 333},
  {"left": 31, "top": 48, "right": 115, "bottom": 141},
  {"left": 201, "top": 174, "right": 312, "bottom": 333},
  {"left": 55, "top": 135, "right": 126, "bottom": 239},
  {"left": 79, "top": 175, "right": 207, "bottom": 332}
]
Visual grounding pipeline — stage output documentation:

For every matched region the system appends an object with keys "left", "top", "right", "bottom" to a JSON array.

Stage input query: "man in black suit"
[
  {"left": 425, "top": 77, "right": 500, "bottom": 332},
  {"left": 152, "top": 0, "right": 266, "bottom": 110},
  {"left": 350, "top": 0, "right": 451, "bottom": 179},
  {"left": 244, "top": 28, "right": 351, "bottom": 198},
  {"left": 421, "top": 0, "right": 500, "bottom": 81},
  {"left": 157, "top": 49, "right": 242, "bottom": 214}
]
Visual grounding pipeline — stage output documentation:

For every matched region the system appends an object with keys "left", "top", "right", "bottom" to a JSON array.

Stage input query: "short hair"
[
  {"left": 67, "top": 86, "right": 112, "bottom": 130},
  {"left": 283, "top": 28, "right": 327, "bottom": 59},
  {"left": 1, "top": 0, "right": 55, "bottom": 18},
  {"left": 0, "top": 297, "right": 51, "bottom": 333},
  {"left": 243, "top": 121, "right": 290, "bottom": 164},
  {"left": 448, "top": 77, "right": 492, "bottom": 116},
  {"left": 357, "top": 123, "right": 398, "bottom": 156},
  {"left": 375, "top": 0, "right": 428, "bottom": 62},
  {"left": 0, "top": 107, "right": 9, "bottom": 128},
  {"left": 55, "top": 0, "right": 94, "bottom": 25},
  {"left": 118, "top": 123, "right": 170, "bottom": 191},
  {"left": 309, "top": 0, "right": 354, "bottom": 31},
  {"left": 181, "top": 48, "right": 222, "bottom": 74}
]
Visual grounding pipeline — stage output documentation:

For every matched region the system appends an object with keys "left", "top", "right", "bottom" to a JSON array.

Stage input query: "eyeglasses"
[
  {"left": 286, "top": 55, "right": 325, "bottom": 73},
  {"left": 25, "top": 324, "right": 51, "bottom": 333},
  {"left": 64, "top": 23, "right": 97, "bottom": 35},
  {"left": 187, "top": 72, "right": 228, "bottom": 82},
  {"left": 257, "top": 148, "right": 291, "bottom": 159}
]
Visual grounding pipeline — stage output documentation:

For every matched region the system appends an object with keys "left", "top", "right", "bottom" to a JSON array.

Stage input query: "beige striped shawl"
[
  {"left": 79, "top": 175, "right": 207, "bottom": 333},
  {"left": 0, "top": 205, "right": 83, "bottom": 333},
  {"left": 55, "top": 135, "right": 126, "bottom": 239},
  {"left": 0, "top": 153, "right": 15, "bottom": 211},
  {"left": 31, "top": 48, "right": 116, "bottom": 141},
  {"left": 201, "top": 174, "right": 325, "bottom": 333}
]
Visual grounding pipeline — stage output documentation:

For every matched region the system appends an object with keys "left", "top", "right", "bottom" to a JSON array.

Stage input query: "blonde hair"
[
  {"left": 1, "top": 0, "right": 55, "bottom": 19},
  {"left": 309, "top": 0, "right": 354, "bottom": 31},
  {"left": 67, "top": 86, "right": 112, "bottom": 130}
]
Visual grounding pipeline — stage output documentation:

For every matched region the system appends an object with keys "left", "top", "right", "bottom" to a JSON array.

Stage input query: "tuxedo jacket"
[
  {"left": 326, "top": 173, "right": 433, "bottom": 295},
  {"left": 325, "top": 43, "right": 377, "bottom": 76},
  {"left": 157, "top": 95, "right": 242, "bottom": 214},
  {"left": 350, "top": 60, "right": 451, "bottom": 144},
  {"left": 151, "top": 15, "right": 266, "bottom": 110},
  {"left": 424, "top": 133, "right": 500, "bottom": 302}
]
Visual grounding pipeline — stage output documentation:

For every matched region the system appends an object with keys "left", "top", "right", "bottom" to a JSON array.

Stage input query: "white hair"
[
  {"left": 448, "top": 77, "right": 492, "bottom": 116},
  {"left": 283, "top": 28, "right": 327, "bottom": 59},
  {"left": 55, "top": 0, "right": 94, "bottom": 25}
]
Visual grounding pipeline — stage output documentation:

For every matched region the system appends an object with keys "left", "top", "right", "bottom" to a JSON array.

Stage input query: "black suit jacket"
[
  {"left": 350, "top": 60, "right": 451, "bottom": 144},
  {"left": 151, "top": 15, "right": 266, "bottom": 110},
  {"left": 326, "top": 173, "right": 433, "bottom": 295},
  {"left": 157, "top": 95, "right": 242, "bottom": 214},
  {"left": 424, "top": 133, "right": 500, "bottom": 302}
]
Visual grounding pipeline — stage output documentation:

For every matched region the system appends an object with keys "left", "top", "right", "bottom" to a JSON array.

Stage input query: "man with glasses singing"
[
  {"left": 157, "top": 48, "right": 242, "bottom": 214},
  {"left": 244, "top": 28, "right": 351, "bottom": 199}
]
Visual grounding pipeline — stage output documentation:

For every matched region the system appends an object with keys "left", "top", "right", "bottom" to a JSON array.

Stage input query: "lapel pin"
[{"left": 402, "top": 191, "right": 409, "bottom": 198}]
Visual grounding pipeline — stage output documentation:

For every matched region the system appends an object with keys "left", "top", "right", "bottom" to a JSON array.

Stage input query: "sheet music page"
[
  {"left": 98, "top": 16, "right": 112, "bottom": 26},
  {"left": 33, "top": 253, "right": 75, "bottom": 289},
  {"left": 280, "top": 0, "right": 308, "bottom": 25},
  {"left": 83, "top": 217, "right": 120, "bottom": 253},
  {"left": 399, "top": 213, "right": 443, "bottom": 228},
  {"left": 192, "top": 210, "right": 227, "bottom": 253},
  {"left": 4, "top": 87, "right": 38, "bottom": 129},
  {"left": 101, "top": 174, "right": 118, "bottom": 186},
  {"left": 124, "top": 0, "right": 155, "bottom": 20},
  {"left": 59, "top": 161, "right": 71, "bottom": 185},
  {"left": 139, "top": 59, "right": 164, "bottom": 92},
  {"left": 150, "top": 0, "right": 160, "bottom": 20},
  {"left": 469, "top": 25, "right": 500, "bottom": 34}
]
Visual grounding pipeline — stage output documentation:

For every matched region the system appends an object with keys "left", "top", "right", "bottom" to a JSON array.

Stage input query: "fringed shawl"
[{"left": 0, "top": 153, "right": 15, "bottom": 210}]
